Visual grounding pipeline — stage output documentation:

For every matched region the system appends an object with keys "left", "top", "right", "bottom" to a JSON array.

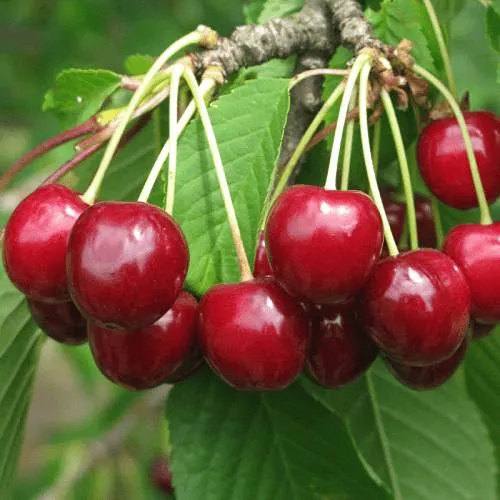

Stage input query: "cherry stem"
[
  {"left": 372, "top": 120, "right": 381, "bottom": 175},
  {"left": 413, "top": 64, "right": 492, "bottom": 224},
  {"left": 164, "top": 66, "right": 185, "bottom": 215},
  {"left": 359, "top": 62, "right": 399, "bottom": 256},
  {"left": 380, "top": 90, "right": 419, "bottom": 250},
  {"left": 137, "top": 78, "right": 216, "bottom": 203},
  {"left": 325, "top": 53, "right": 370, "bottom": 190},
  {"left": 182, "top": 67, "right": 253, "bottom": 282},
  {"left": 340, "top": 87, "right": 358, "bottom": 191},
  {"left": 431, "top": 196, "right": 445, "bottom": 247},
  {"left": 421, "top": 0, "right": 457, "bottom": 98},
  {"left": 289, "top": 68, "right": 348, "bottom": 90},
  {"left": 0, "top": 116, "right": 100, "bottom": 192},
  {"left": 82, "top": 30, "right": 203, "bottom": 205}
]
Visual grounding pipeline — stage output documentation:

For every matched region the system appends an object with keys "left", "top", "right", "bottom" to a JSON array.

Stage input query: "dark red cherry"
[
  {"left": 384, "top": 337, "right": 468, "bottom": 390},
  {"left": 68, "top": 201, "right": 189, "bottom": 330},
  {"left": 306, "top": 303, "right": 378, "bottom": 388},
  {"left": 88, "top": 291, "right": 198, "bottom": 390},
  {"left": 415, "top": 196, "right": 438, "bottom": 248},
  {"left": 27, "top": 299, "right": 87, "bottom": 345},
  {"left": 382, "top": 191, "right": 405, "bottom": 244},
  {"left": 163, "top": 345, "right": 204, "bottom": 383},
  {"left": 199, "top": 277, "right": 310, "bottom": 390},
  {"left": 361, "top": 249, "right": 470, "bottom": 366},
  {"left": 265, "top": 186, "right": 383, "bottom": 304},
  {"left": 417, "top": 111, "right": 500, "bottom": 209},
  {"left": 472, "top": 320, "right": 495, "bottom": 340},
  {"left": 150, "top": 455, "right": 174, "bottom": 496},
  {"left": 253, "top": 231, "right": 273, "bottom": 278},
  {"left": 443, "top": 222, "right": 500, "bottom": 323},
  {"left": 3, "top": 184, "right": 87, "bottom": 302}
]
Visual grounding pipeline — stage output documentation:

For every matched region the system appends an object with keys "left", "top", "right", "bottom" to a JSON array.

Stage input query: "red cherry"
[
  {"left": 361, "top": 249, "right": 470, "bottom": 366},
  {"left": 415, "top": 196, "right": 437, "bottom": 248},
  {"left": 443, "top": 222, "right": 500, "bottom": 323},
  {"left": 3, "top": 185, "right": 87, "bottom": 302},
  {"left": 150, "top": 455, "right": 174, "bottom": 496},
  {"left": 27, "top": 299, "right": 87, "bottom": 345},
  {"left": 199, "top": 277, "right": 310, "bottom": 390},
  {"left": 306, "top": 303, "right": 378, "bottom": 388},
  {"left": 163, "top": 346, "right": 204, "bottom": 383},
  {"left": 253, "top": 231, "right": 273, "bottom": 278},
  {"left": 68, "top": 201, "right": 188, "bottom": 330},
  {"left": 384, "top": 338, "right": 468, "bottom": 390},
  {"left": 417, "top": 111, "right": 500, "bottom": 209},
  {"left": 88, "top": 291, "right": 198, "bottom": 390},
  {"left": 265, "top": 186, "right": 383, "bottom": 304},
  {"left": 382, "top": 191, "right": 405, "bottom": 244}
]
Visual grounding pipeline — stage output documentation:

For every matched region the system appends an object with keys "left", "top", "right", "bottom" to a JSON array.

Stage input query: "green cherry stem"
[
  {"left": 340, "top": 86, "right": 358, "bottom": 191},
  {"left": 325, "top": 52, "right": 371, "bottom": 190},
  {"left": 137, "top": 78, "right": 216, "bottom": 203},
  {"left": 421, "top": 0, "right": 457, "bottom": 97},
  {"left": 431, "top": 196, "right": 445, "bottom": 247},
  {"left": 359, "top": 62, "right": 399, "bottom": 256},
  {"left": 372, "top": 120, "right": 382, "bottom": 175},
  {"left": 82, "top": 30, "right": 203, "bottom": 205},
  {"left": 380, "top": 89, "right": 419, "bottom": 250},
  {"left": 413, "top": 64, "right": 492, "bottom": 224},
  {"left": 165, "top": 65, "right": 184, "bottom": 215},
  {"left": 289, "top": 68, "right": 348, "bottom": 89},
  {"left": 182, "top": 67, "right": 253, "bottom": 282}
]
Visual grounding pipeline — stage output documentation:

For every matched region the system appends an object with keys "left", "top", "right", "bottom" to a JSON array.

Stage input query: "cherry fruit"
[
  {"left": 253, "top": 231, "right": 273, "bottom": 278},
  {"left": 417, "top": 111, "right": 500, "bottom": 209},
  {"left": 306, "top": 303, "right": 378, "bottom": 388},
  {"left": 361, "top": 249, "right": 470, "bottom": 366},
  {"left": 28, "top": 299, "right": 87, "bottom": 345},
  {"left": 3, "top": 184, "right": 87, "bottom": 302},
  {"left": 415, "top": 196, "right": 437, "bottom": 248},
  {"left": 163, "top": 345, "right": 204, "bottom": 383},
  {"left": 382, "top": 191, "right": 405, "bottom": 244},
  {"left": 68, "top": 201, "right": 188, "bottom": 330},
  {"left": 88, "top": 291, "right": 198, "bottom": 390},
  {"left": 150, "top": 455, "right": 174, "bottom": 496},
  {"left": 443, "top": 222, "right": 500, "bottom": 324},
  {"left": 199, "top": 277, "right": 310, "bottom": 390},
  {"left": 265, "top": 186, "right": 383, "bottom": 304}
]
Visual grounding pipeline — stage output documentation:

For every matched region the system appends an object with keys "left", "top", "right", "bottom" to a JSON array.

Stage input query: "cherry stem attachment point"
[
  {"left": 413, "top": 64, "right": 492, "bottom": 225},
  {"left": 325, "top": 53, "right": 370, "bottom": 190},
  {"left": 82, "top": 30, "right": 203, "bottom": 205},
  {"left": 359, "top": 62, "right": 399, "bottom": 256},
  {"left": 182, "top": 67, "right": 253, "bottom": 282},
  {"left": 380, "top": 90, "right": 418, "bottom": 250},
  {"left": 340, "top": 87, "right": 358, "bottom": 191}
]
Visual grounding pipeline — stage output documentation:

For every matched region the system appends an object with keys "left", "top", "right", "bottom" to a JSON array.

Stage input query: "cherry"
[
  {"left": 306, "top": 302, "right": 378, "bottom": 388},
  {"left": 163, "top": 345, "right": 204, "bottom": 383},
  {"left": 88, "top": 291, "right": 198, "bottom": 390},
  {"left": 417, "top": 111, "right": 500, "bottom": 209},
  {"left": 199, "top": 277, "right": 310, "bottom": 390},
  {"left": 27, "top": 299, "right": 87, "bottom": 345},
  {"left": 415, "top": 196, "right": 437, "bottom": 248},
  {"left": 382, "top": 191, "right": 405, "bottom": 244},
  {"left": 253, "top": 230, "right": 273, "bottom": 278},
  {"left": 384, "top": 337, "right": 468, "bottom": 390},
  {"left": 361, "top": 249, "right": 470, "bottom": 366},
  {"left": 150, "top": 455, "right": 174, "bottom": 496},
  {"left": 265, "top": 186, "right": 383, "bottom": 304},
  {"left": 3, "top": 184, "right": 87, "bottom": 302},
  {"left": 68, "top": 201, "right": 188, "bottom": 330},
  {"left": 443, "top": 222, "right": 500, "bottom": 324}
]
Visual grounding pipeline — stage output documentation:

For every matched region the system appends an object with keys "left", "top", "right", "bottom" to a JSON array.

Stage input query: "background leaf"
[
  {"left": 167, "top": 367, "right": 389, "bottom": 500},
  {"left": 124, "top": 54, "right": 154, "bottom": 75},
  {"left": 258, "top": 0, "right": 303, "bottom": 23},
  {"left": 486, "top": 6, "right": 500, "bottom": 52}
]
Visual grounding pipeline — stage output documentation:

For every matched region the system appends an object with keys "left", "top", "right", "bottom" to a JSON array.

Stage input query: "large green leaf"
[
  {"left": 167, "top": 367, "right": 389, "bottom": 500},
  {"left": 303, "top": 360, "right": 497, "bottom": 500},
  {"left": 0, "top": 264, "right": 43, "bottom": 498},
  {"left": 486, "top": 6, "right": 500, "bottom": 52},
  {"left": 258, "top": 0, "right": 303, "bottom": 22},
  {"left": 465, "top": 330, "right": 500, "bottom": 494}
]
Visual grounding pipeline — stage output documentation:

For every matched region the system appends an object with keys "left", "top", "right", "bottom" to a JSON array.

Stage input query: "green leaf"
[
  {"left": 43, "top": 69, "right": 121, "bottom": 124},
  {"left": 173, "top": 78, "right": 290, "bottom": 294},
  {"left": 124, "top": 54, "right": 154, "bottom": 75},
  {"left": 0, "top": 264, "right": 43, "bottom": 498},
  {"left": 258, "top": 0, "right": 303, "bottom": 22},
  {"left": 167, "top": 367, "right": 389, "bottom": 500},
  {"left": 243, "top": 0, "right": 266, "bottom": 23},
  {"left": 433, "top": 0, "right": 466, "bottom": 22},
  {"left": 465, "top": 330, "right": 500, "bottom": 494},
  {"left": 486, "top": 7, "right": 500, "bottom": 52},
  {"left": 303, "top": 360, "right": 497, "bottom": 499}
]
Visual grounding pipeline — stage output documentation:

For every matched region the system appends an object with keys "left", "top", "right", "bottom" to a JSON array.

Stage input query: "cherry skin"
[
  {"left": 163, "top": 344, "right": 204, "bottom": 383},
  {"left": 306, "top": 303, "right": 378, "bottom": 389},
  {"left": 3, "top": 184, "right": 87, "bottom": 303},
  {"left": 68, "top": 201, "right": 189, "bottom": 330},
  {"left": 382, "top": 191, "right": 405, "bottom": 244},
  {"left": 415, "top": 196, "right": 437, "bottom": 248},
  {"left": 199, "top": 277, "right": 310, "bottom": 390},
  {"left": 384, "top": 337, "right": 468, "bottom": 390},
  {"left": 265, "top": 186, "right": 383, "bottom": 304},
  {"left": 361, "top": 249, "right": 470, "bottom": 366},
  {"left": 417, "top": 111, "right": 500, "bottom": 209},
  {"left": 150, "top": 455, "right": 174, "bottom": 496},
  {"left": 27, "top": 299, "right": 87, "bottom": 346},
  {"left": 253, "top": 230, "right": 273, "bottom": 278},
  {"left": 88, "top": 291, "right": 198, "bottom": 390},
  {"left": 443, "top": 222, "right": 500, "bottom": 324}
]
